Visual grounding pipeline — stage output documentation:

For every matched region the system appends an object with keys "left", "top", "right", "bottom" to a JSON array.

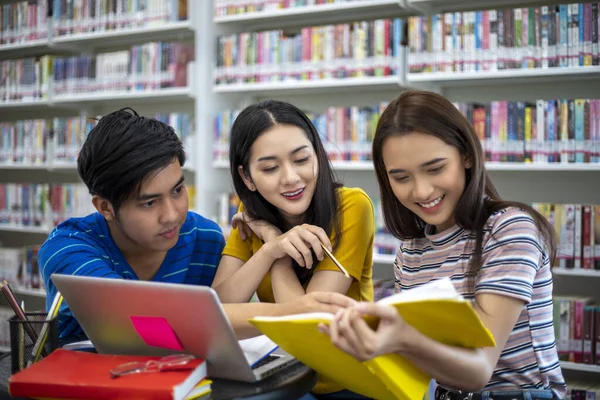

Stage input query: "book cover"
[{"left": 9, "top": 349, "right": 206, "bottom": 400}]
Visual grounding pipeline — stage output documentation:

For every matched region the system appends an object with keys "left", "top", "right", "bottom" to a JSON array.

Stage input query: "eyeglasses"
[{"left": 110, "top": 354, "right": 196, "bottom": 379}]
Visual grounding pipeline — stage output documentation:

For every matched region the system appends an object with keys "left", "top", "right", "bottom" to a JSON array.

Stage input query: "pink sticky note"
[{"left": 130, "top": 316, "right": 184, "bottom": 351}]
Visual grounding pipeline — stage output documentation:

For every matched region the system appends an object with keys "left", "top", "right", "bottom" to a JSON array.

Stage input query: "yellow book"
[{"left": 250, "top": 278, "right": 495, "bottom": 400}]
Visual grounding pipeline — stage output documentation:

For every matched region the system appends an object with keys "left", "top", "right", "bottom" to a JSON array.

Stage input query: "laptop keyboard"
[{"left": 251, "top": 354, "right": 280, "bottom": 369}]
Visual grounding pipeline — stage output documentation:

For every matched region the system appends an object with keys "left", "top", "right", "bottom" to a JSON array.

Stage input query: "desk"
[{"left": 0, "top": 352, "right": 318, "bottom": 400}]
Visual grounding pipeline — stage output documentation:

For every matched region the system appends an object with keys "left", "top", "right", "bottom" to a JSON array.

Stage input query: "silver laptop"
[{"left": 51, "top": 274, "right": 297, "bottom": 382}]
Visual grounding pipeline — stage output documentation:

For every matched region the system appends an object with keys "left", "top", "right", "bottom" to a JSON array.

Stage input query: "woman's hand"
[
  {"left": 318, "top": 302, "right": 409, "bottom": 362},
  {"left": 231, "top": 212, "right": 281, "bottom": 242},
  {"left": 263, "top": 224, "right": 332, "bottom": 269}
]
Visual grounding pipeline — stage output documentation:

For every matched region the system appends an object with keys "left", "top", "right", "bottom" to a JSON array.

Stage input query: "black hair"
[{"left": 77, "top": 107, "right": 186, "bottom": 212}]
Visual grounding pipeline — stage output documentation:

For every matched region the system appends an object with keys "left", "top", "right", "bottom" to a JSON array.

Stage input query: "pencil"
[
  {"left": 0, "top": 281, "right": 41, "bottom": 350},
  {"left": 319, "top": 243, "right": 350, "bottom": 278},
  {"left": 28, "top": 291, "right": 62, "bottom": 367}
]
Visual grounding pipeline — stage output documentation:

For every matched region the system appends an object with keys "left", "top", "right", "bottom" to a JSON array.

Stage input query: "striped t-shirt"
[
  {"left": 395, "top": 207, "right": 566, "bottom": 397},
  {"left": 39, "top": 211, "right": 225, "bottom": 339}
]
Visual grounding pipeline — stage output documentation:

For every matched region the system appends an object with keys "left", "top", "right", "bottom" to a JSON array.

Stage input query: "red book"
[{"left": 9, "top": 349, "right": 206, "bottom": 400}]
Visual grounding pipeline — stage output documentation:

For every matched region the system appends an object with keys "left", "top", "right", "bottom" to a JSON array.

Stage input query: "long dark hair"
[
  {"left": 372, "top": 90, "right": 556, "bottom": 290},
  {"left": 229, "top": 100, "right": 343, "bottom": 282}
]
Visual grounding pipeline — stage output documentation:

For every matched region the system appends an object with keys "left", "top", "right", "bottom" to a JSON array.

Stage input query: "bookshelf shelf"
[
  {"left": 553, "top": 269, "right": 600, "bottom": 278},
  {"left": 12, "top": 287, "right": 46, "bottom": 298},
  {"left": 373, "top": 253, "right": 396, "bottom": 265},
  {"left": 407, "top": 0, "right": 572, "bottom": 14},
  {"left": 0, "top": 22, "right": 194, "bottom": 58},
  {"left": 0, "top": 225, "right": 50, "bottom": 234},
  {"left": 213, "top": 76, "right": 403, "bottom": 95},
  {"left": 213, "top": 160, "right": 600, "bottom": 172},
  {"left": 0, "top": 99, "right": 50, "bottom": 112},
  {"left": 0, "top": 88, "right": 193, "bottom": 111},
  {"left": 560, "top": 362, "right": 600, "bottom": 374},
  {"left": 214, "top": 0, "right": 408, "bottom": 28},
  {"left": 0, "top": 163, "right": 77, "bottom": 171},
  {"left": 485, "top": 163, "right": 600, "bottom": 172},
  {"left": 407, "top": 67, "right": 600, "bottom": 87},
  {"left": 51, "top": 87, "right": 194, "bottom": 106},
  {"left": 0, "top": 38, "right": 50, "bottom": 59},
  {"left": 52, "top": 21, "right": 194, "bottom": 49}
]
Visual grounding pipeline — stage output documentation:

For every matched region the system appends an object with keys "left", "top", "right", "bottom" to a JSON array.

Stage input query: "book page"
[
  {"left": 238, "top": 335, "right": 279, "bottom": 367},
  {"left": 377, "top": 277, "right": 463, "bottom": 305}
]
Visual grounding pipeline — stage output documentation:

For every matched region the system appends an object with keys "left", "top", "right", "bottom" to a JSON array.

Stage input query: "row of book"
[
  {"left": 533, "top": 203, "right": 600, "bottom": 270},
  {"left": 213, "top": 97, "right": 600, "bottom": 164},
  {"left": 0, "top": 113, "right": 193, "bottom": 166},
  {"left": 555, "top": 296, "right": 599, "bottom": 366},
  {"left": 49, "top": 0, "right": 189, "bottom": 37},
  {"left": 0, "top": 184, "right": 94, "bottom": 230},
  {"left": 408, "top": 2, "right": 600, "bottom": 74},
  {"left": 0, "top": 1, "right": 47, "bottom": 46},
  {"left": 0, "top": 42, "right": 194, "bottom": 102},
  {"left": 0, "top": 183, "right": 198, "bottom": 231},
  {"left": 215, "top": 18, "right": 406, "bottom": 85},
  {"left": 0, "top": 0, "right": 188, "bottom": 47},
  {"left": 0, "top": 246, "right": 43, "bottom": 294},
  {"left": 213, "top": 0, "right": 373, "bottom": 16},
  {"left": 566, "top": 380, "right": 600, "bottom": 400},
  {"left": 374, "top": 200, "right": 600, "bottom": 270},
  {"left": 457, "top": 98, "right": 600, "bottom": 164}
]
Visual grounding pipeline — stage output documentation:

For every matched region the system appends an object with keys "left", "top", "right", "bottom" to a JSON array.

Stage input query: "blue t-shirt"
[{"left": 38, "top": 211, "right": 225, "bottom": 339}]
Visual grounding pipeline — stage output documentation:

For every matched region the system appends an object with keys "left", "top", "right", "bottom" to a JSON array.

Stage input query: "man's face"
[{"left": 112, "top": 160, "right": 189, "bottom": 253}]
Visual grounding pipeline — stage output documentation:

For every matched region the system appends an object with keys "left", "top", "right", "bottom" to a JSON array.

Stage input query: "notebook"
[
  {"left": 8, "top": 349, "right": 206, "bottom": 400},
  {"left": 249, "top": 277, "right": 496, "bottom": 400}
]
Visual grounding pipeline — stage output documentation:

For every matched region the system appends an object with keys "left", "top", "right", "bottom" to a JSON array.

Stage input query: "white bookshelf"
[
  {"left": 0, "top": 22, "right": 194, "bottom": 57},
  {"left": 0, "top": 225, "right": 51, "bottom": 235},
  {"left": 0, "top": 87, "right": 195, "bottom": 111},
  {"left": 214, "top": 76, "right": 405, "bottom": 96},
  {"left": 0, "top": 163, "right": 77, "bottom": 171},
  {"left": 408, "top": 67, "right": 600, "bottom": 87},
  {"left": 373, "top": 253, "right": 396, "bottom": 265},
  {"left": 0, "top": 38, "right": 50, "bottom": 59},
  {"left": 213, "top": 160, "right": 600, "bottom": 173},
  {"left": 51, "top": 86, "right": 195, "bottom": 106},
  {"left": 560, "top": 362, "right": 600, "bottom": 374},
  {"left": 214, "top": 0, "right": 409, "bottom": 27},
  {"left": 405, "top": 0, "right": 571, "bottom": 14},
  {"left": 553, "top": 268, "right": 600, "bottom": 278},
  {"left": 52, "top": 20, "right": 194, "bottom": 47},
  {"left": 12, "top": 287, "right": 46, "bottom": 298}
]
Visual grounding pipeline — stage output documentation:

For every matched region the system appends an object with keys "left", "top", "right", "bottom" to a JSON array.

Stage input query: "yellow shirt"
[{"left": 222, "top": 186, "right": 375, "bottom": 394}]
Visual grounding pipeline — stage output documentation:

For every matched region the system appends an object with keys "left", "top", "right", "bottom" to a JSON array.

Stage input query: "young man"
[{"left": 39, "top": 108, "right": 354, "bottom": 344}]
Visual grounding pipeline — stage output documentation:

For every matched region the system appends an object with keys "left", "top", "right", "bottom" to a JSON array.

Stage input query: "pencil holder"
[{"left": 8, "top": 312, "right": 58, "bottom": 374}]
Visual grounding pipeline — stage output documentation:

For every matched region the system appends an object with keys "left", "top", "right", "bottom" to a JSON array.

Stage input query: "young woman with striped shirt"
[{"left": 321, "top": 90, "right": 567, "bottom": 399}]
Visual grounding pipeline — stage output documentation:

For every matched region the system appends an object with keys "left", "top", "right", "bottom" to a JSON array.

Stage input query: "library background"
[{"left": 0, "top": 0, "right": 599, "bottom": 396}]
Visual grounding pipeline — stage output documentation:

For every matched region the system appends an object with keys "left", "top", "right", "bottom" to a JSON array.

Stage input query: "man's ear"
[
  {"left": 92, "top": 195, "right": 116, "bottom": 221},
  {"left": 238, "top": 165, "right": 256, "bottom": 192}
]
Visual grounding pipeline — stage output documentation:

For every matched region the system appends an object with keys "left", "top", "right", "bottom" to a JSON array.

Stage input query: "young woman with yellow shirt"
[{"left": 211, "top": 100, "right": 374, "bottom": 399}]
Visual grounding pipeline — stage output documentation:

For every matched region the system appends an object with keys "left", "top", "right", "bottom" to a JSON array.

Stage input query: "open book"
[{"left": 249, "top": 278, "right": 495, "bottom": 400}]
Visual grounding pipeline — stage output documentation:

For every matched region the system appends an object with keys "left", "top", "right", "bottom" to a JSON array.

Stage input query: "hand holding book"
[{"left": 318, "top": 300, "right": 406, "bottom": 362}]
